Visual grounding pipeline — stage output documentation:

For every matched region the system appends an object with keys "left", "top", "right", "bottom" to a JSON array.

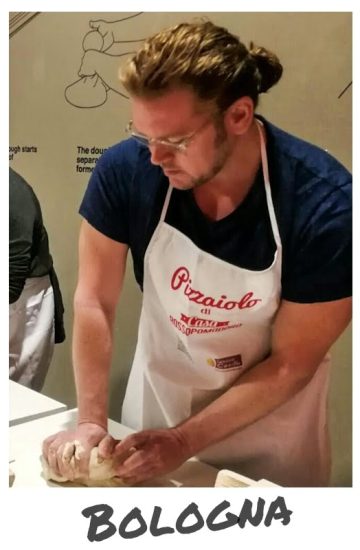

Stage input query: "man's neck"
[{"left": 193, "top": 121, "right": 263, "bottom": 221}]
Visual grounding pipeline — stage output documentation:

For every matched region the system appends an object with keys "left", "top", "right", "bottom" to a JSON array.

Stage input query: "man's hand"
[
  {"left": 42, "top": 422, "right": 108, "bottom": 481},
  {"left": 105, "top": 428, "right": 193, "bottom": 485}
]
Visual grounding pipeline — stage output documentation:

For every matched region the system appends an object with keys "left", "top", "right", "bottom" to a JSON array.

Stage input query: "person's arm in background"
[
  {"left": 9, "top": 174, "right": 37, "bottom": 303},
  {"left": 42, "top": 220, "right": 128, "bottom": 479}
]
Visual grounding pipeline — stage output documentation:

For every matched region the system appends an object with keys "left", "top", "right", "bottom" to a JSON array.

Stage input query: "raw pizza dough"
[{"left": 41, "top": 441, "right": 128, "bottom": 487}]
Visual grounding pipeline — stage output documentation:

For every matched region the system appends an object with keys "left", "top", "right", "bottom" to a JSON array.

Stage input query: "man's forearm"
[
  {"left": 72, "top": 302, "right": 115, "bottom": 429},
  {"left": 176, "top": 352, "right": 317, "bottom": 456}
]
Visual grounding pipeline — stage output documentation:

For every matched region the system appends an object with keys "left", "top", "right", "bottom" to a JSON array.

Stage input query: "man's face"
[{"left": 130, "top": 88, "right": 231, "bottom": 190}]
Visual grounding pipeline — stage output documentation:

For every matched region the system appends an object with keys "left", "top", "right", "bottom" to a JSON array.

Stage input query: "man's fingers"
[
  {"left": 45, "top": 440, "right": 89, "bottom": 480},
  {"left": 61, "top": 441, "right": 76, "bottom": 463},
  {"left": 73, "top": 441, "right": 90, "bottom": 476},
  {"left": 58, "top": 456, "right": 75, "bottom": 480},
  {"left": 98, "top": 434, "right": 117, "bottom": 460},
  {"left": 42, "top": 432, "right": 61, "bottom": 457},
  {"left": 115, "top": 449, "right": 148, "bottom": 480},
  {"left": 46, "top": 442, "right": 62, "bottom": 476},
  {"left": 57, "top": 444, "right": 76, "bottom": 479},
  {"left": 41, "top": 425, "right": 110, "bottom": 482},
  {"left": 114, "top": 432, "right": 147, "bottom": 456}
]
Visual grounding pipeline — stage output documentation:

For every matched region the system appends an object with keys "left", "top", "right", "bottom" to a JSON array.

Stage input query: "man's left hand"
[{"left": 106, "top": 428, "right": 193, "bottom": 484}]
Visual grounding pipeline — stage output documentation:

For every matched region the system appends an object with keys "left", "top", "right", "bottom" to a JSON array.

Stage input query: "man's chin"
[{"left": 165, "top": 171, "right": 193, "bottom": 190}]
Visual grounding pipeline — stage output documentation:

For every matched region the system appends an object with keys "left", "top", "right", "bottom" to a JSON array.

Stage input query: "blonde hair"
[{"left": 119, "top": 20, "right": 283, "bottom": 110}]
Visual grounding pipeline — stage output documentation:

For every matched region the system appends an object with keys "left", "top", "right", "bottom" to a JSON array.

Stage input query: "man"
[
  {"left": 9, "top": 168, "right": 65, "bottom": 391},
  {"left": 43, "top": 21, "right": 351, "bottom": 486}
]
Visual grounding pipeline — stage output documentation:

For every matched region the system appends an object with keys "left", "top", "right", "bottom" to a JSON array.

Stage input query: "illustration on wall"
[{"left": 64, "top": 13, "right": 145, "bottom": 109}]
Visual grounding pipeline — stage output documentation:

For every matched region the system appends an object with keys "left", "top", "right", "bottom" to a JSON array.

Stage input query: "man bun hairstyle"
[
  {"left": 120, "top": 20, "right": 283, "bottom": 111},
  {"left": 248, "top": 42, "right": 283, "bottom": 94}
]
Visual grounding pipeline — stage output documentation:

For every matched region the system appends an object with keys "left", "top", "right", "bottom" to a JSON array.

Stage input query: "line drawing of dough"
[{"left": 65, "top": 12, "right": 145, "bottom": 109}]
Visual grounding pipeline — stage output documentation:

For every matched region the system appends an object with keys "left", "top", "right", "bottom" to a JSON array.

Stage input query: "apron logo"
[
  {"left": 207, "top": 354, "right": 243, "bottom": 370},
  {"left": 171, "top": 266, "right": 262, "bottom": 310},
  {"left": 170, "top": 314, "right": 242, "bottom": 336},
  {"left": 180, "top": 313, "right": 229, "bottom": 328}
]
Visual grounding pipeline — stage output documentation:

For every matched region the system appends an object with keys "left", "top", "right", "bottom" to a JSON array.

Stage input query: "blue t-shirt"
[{"left": 79, "top": 117, "right": 352, "bottom": 303}]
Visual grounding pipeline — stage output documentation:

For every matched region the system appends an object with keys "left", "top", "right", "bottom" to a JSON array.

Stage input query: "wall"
[{"left": 9, "top": 11, "right": 352, "bottom": 486}]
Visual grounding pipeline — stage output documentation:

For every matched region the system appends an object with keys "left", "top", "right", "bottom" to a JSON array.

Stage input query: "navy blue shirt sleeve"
[
  {"left": 280, "top": 165, "right": 352, "bottom": 303},
  {"left": 79, "top": 140, "right": 138, "bottom": 244}
]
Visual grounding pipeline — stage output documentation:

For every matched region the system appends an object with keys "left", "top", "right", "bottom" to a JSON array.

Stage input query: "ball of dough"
[
  {"left": 82, "top": 30, "right": 104, "bottom": 52},
  {"left": 41, "top": 444, "right": 126, "bottom": 487}
]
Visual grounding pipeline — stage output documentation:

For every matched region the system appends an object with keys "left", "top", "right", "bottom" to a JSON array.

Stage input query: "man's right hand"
[{"left": 42, "top": 422, "right": 108, "bottom": 481}]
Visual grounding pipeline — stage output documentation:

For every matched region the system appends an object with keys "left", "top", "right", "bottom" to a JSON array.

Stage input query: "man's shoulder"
[
  {"left": 260, "top": 120, "right": 352, "bottom": 304},
  {"left": 98, "top": 138, "right": 152, "bottom": 170},
  {"left": 80, "top": 138, "right": 167, "bottom": 244},
  {"left": 263, "top": 117, "right": 351, "bottom": 192},
  {"left": 94, "top": 138, "right": 164, "bottom": 191}
]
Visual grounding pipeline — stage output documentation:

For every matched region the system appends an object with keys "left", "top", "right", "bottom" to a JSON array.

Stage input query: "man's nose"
[{"left": 149, "top": 143, "right": 174, "bottom": 166}]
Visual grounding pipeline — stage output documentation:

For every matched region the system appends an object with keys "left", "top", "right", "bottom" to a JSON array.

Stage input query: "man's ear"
[{"left": 224, "top": 96, "right": 254, "bottom": 136}]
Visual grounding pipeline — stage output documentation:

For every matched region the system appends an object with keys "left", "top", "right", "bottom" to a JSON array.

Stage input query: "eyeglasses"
[{"left": 125, "top": 118, "right": 213, "bottom": 152}]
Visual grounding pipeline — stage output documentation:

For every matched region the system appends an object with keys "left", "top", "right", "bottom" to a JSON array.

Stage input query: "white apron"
[
  {"left": 9, "top": 274, "right": 55, "bottom": 391},
  {"left": 122, "top": 121, "right": 331, "bottom": 487}
]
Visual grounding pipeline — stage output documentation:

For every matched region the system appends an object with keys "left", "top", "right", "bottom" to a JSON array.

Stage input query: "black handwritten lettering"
[
  {"left": 206, "top": 500, "right": 239, "bottom": 531},
  {"left": 81, "top": 503, "right": 116, "bottom": 542},
  {"left": 118, "top": 507, "right": 147, "bottom": 539},
  {"left": 175, "top": 502, "right": 205, "bottom": 534},
  {"left": 149, "top": 506, "right": 175, "bottom": 536},
  {"left": 264, "top": 496, "right": 293, "bottom": 526},
  {"left": 80, "top": 497, "right": 293, "bottom": 540},
  {"left": 238, "top": 498, "right": 265, "bottom": 528}
]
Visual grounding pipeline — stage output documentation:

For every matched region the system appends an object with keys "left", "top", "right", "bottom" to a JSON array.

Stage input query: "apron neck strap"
[
  {"left": 256, "top": 119, "right": 282, "bottom": 251},
  {"left": 160, "top": 183, "right": 173, "bottom": 222}
]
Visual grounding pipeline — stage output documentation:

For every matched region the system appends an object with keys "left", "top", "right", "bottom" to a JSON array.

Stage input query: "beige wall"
[{"left": 9, "top": 12, "right": 352, "bottom": 486}]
